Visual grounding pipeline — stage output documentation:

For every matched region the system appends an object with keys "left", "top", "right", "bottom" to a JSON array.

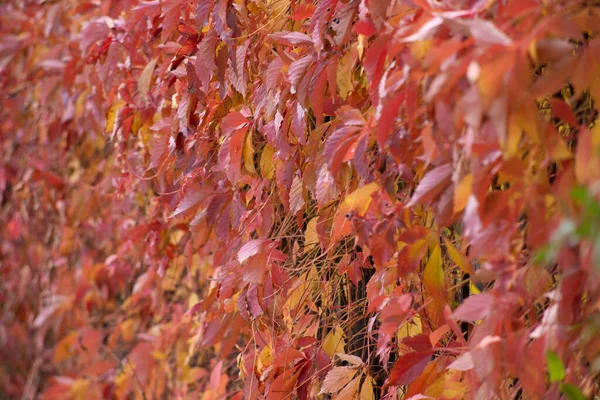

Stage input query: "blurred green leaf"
[
  {"left": 546, "top": 351, "right": 565, "bottom": 382},
  {"left": 560, "top": 383, "right": 586, "bottom": 400}
]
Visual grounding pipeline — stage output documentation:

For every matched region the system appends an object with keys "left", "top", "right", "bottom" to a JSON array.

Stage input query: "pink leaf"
[
  {"left": 269, "top": 31, "right": 313, "bottom": 46},
  {"left": 452, "top": 293, "right": 495, "bottom": 321},
  {"left": 237, "top": 239, "right": 271, "bottom": 263},
  {"left": 406, "top": 163, "right": 453, "bottom": 207},
  {"left": 221, "top": 111, "right": 248, "bottom": 136}
]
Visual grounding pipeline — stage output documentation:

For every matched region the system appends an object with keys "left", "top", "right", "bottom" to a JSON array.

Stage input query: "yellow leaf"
[
  {"left": 162, "top": 255, "right": 184, "bottom": 291},
  {"left": 528, "top": 39, "right": 538, "bottom": 63},
  {"left": 409, "top": 40, "right": 432, "bottom": 60},
  {"left": 470, "top": 281, "right": 480, "bottom": 295},
  {"left": 423, "top": 245, "right": 446, "bottom": 327},
  {"left": 453, "top": 173, "right": 473, "bottom": 214},
  {"left": 337, "top": 45, "right": 358, "bottom": 100},
  {"left": 357, "top": 35, "right": 366, "bottom": 60},
  {"left": 331, "top": 183, "right": 380, "bottom": 242},
  {"left": 444, "top": 238, "right": 473, "bottom": 274},
  {"left": 284, "top": 267, "right": 317, "bottom": 326},
  {"left": 121, "top": 319, "right": 136, "bottom": 342},
  {"left": 397, "top": 315, "right": 422, "bottom": 340},
  {"left": 105, "top": 100, "right": 126, "bottom": 134},
  {"left": 515, "top": 101, "right": 540, "bottom": 142},
  {"left": 323, "top": 326, "right": 346, "bottom": 357},
  {"left": 341, "top": 182, "right": 379, "bottom": 215},
  {"left": 504, "top": 115, "right": 522, "bottom": 157},
  {"left": 258, "top": 344, "right": 273, "bottom": 373},
  {"left": 188, "top": 292, "right": 200, "bottom": 309},
  {"left": 75, "top": 88, "right": 90, "bottom": 119},
  {"left": 131, "top": 111, "right": 144, "bottom": 136},
  {"left": 360, "top": 375, "right": 375, "bottom": 400},
  {"left": 138, "top": 57, "right": 158, "bottom": 103},
  {"left": 546, "top": 126, "right": 572, "bottom": 161},
  {"left": 70, "top": 379, "right": 91, "bottom": 400},
  {"left": 260, "top": 144, "right": 275, "bottom": 179},
  {"left": 304, "top": 217, "right": 319, "bottom": 254},
  {"left": 243, "top": 132, "right": 257, "bottom": 175},
  {"left": 424, "top": 245, "right": 444, "bottom": 294},
  {"left": 53, "top": 331, "right": 79, "bottom": 363}
]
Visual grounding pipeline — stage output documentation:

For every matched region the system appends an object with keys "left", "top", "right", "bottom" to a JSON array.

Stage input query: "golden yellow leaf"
[
  {"left": 453, "top": 173, "right": 473, "bottom": 214},
  {"left": 423, "top": 245, "right": 446, "bottom": 326},
  {"left": 260, "top": 144, "right": 275, "bottom": 179},
  {"left": 515, "top": 101, "right": 540, "bottom": 142},
  {"left": 105, "top": 100, "right": 126, "bottom": 134},
  {"left": 304, "top": 217, "right": 319, "bottom": 253},
  {"left": 70, "top": 379, "right": 91, "bottom": 400},
  {"left": 444, "top": 237, "right": 473, "bottom": 275},
  {"left": 323, "top": 326, "right": 346, "bottom": 357},
  {"left": 120, "top": 319, "right": 136, "bottom": 342},
  {"left": 188, "top": 292, "right": 200, "bottom": 309},
  {"left": 243, "top": 132, "right": 257, "bottom": 175},
  {"left": 424, "top": 245, "right": 444, "bottom": 294},
  {"left": 53, "top": 331, "right": 79, "bottom": 363},
  {"left": 75, "top": 88, "right": 90, "bottom": 119},
  {"left": 397, "top": 315, "right": 422, "bottom": 340},
  {"left": 360, "top": 375, "right": 375, "bottom": 400},
  {"left": 331, "top": 183, "right": 379, "bottom": 242},
  {"left": 258, "top": 344, "right": 272, "bottom": 373},
  {"left": 504, "top": 115, "right": 522, "bottom": 157},
  {"left": 409, "top": 40, "right": 432, "bottom": 60},
  {"left": 337, "top": 45, "right": 358, "bottom": 100}
]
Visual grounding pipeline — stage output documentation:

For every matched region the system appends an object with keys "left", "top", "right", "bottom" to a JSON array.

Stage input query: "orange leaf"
[{"left": 331, "top": 182, "right": 379, "bottom": 242}]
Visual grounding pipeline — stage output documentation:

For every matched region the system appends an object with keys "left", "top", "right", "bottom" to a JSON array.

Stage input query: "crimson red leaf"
[{"left": 387, "top": 351, "right": 432, "bottom": 387}]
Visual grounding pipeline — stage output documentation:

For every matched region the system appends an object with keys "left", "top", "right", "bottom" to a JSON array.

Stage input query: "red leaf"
[
  {"left": 550, "top": 99, "right": 579, "bottom": 126},
  {"left": 171, "top": 189, "right": 208, "bottom": 217},
  {"left": 377, "top": 92, "right": 404, "bottom": 146},
  {"left": 387, "top": 351, "right": 432, "bottom": 387},
  {"left": 221, "top": 111, "right": 248, "bottom": 136},
  {"left": 380, "top": 295, "right": 412, "bottom": 336}
]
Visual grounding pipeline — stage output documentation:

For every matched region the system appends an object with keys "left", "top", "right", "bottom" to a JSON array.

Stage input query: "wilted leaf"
[
  {"left": 320, "top": 366, "right": 357, "bottom": 395},
  {"left": 335, "top": 353, "right": 363, "bottom": 366}
]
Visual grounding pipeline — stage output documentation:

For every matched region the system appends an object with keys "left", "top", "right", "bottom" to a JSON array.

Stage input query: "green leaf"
[
  {"left": 546, "top": 351, "right": 565, "bottom": 382},
  {"left": 560, "top": 383, "right": 586, "bottom": 400},
  {"left": 570, "top": 186, "right": 589, "bottom": 203}
]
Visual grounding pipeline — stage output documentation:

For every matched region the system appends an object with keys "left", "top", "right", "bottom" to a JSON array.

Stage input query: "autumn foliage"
[{"left": 3, "top": 0, "right": 600, "bottom": 398}]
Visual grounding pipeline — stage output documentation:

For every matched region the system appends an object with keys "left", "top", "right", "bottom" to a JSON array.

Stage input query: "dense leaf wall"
[{"left": 2, "top": 0, "right": 600, "bottom": 398}]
